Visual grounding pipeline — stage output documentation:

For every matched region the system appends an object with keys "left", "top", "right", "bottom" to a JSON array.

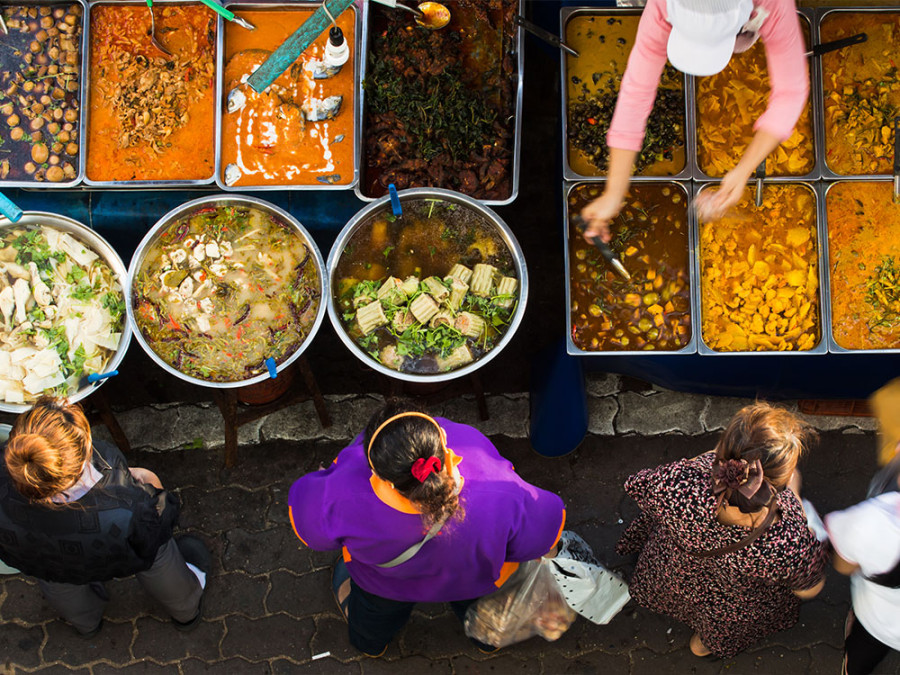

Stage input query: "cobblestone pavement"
[{"left": 2, "top": 374, "right": 899, "bottom": 674}]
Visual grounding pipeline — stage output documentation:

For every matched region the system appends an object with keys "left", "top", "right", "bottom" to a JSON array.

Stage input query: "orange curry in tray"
[
  {"left": 827, "top": 182, "right": 900, "bottom": 350},
  {"left": 220, "top": 8, "right": 355, "bottom": 188},
  {"left": 86, "top": 4, "right": 217, "bottom": 182}
]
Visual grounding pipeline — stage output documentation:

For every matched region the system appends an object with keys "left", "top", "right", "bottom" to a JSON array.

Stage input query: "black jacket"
[{"left": 0, "top": 441, "right": 180, "bottom": 584}]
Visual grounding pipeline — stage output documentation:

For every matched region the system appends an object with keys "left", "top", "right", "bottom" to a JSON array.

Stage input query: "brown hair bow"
[{"left": 711, "top": 457, "right": 765, "bottom": 506}]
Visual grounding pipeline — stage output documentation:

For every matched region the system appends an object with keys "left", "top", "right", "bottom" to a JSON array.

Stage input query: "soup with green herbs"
[
  {"left": 333, "top": 199, "right": 520, "bottom": 375},
  {"left": 132, "top": 204, "right": 320, "bottom": 382}
]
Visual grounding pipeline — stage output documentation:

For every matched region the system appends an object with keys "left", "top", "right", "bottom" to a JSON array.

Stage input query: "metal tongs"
[
  {"left": 754, "top": 159, "right": 766, "bottom": 207},
  {"left": 514, "top": 14, "right": 579, "bottom": 57},
  {"left": 573, "top": 215, "right": 630, "bottom": 281}
]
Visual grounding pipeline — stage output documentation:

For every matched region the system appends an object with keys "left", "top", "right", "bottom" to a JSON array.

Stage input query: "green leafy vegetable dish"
[
  {"left": 132, "top": 204, "right": 320, "bottom": 383},
  {"left": 334, "top": 199, "right": 519, "bottom": 375},
  {"left": 0, "top": 224, "right": 125, "bottom": 404}
]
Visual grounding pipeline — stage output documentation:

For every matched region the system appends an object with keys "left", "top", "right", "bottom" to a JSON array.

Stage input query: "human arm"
[
  {"left": 129, "top": 467, "right": 163, "bottom": 490},
  {"left": 580, "top": 0, "right": 669, "bottom": 242},
  {"left": 825, "top": 496, "right": 900, "bottom": 582}
]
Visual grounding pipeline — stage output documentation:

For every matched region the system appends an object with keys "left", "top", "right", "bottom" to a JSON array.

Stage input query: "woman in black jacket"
[{"left": 0, "top": 397, "right": 209, "bottom": 637}]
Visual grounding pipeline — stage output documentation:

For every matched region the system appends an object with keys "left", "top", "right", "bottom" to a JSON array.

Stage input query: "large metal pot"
[
  {"left": 327, "top": 187, "right": 528, "bottom": 383},
  {"left": 126, "top": 195, "right": 327, "bottom": 388},
  {"left": 0, "top": 212, "right": 132, "bottom": 413}
]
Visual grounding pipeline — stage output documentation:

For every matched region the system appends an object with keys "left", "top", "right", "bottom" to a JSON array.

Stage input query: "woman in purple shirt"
[{"left": 288, "top": 401, "right": 566, "bottom": 656}]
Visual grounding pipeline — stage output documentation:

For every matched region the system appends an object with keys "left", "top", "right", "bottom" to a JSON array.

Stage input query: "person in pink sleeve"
[{"left": 581, "top": 0, "right": 808, "bottom": 241}]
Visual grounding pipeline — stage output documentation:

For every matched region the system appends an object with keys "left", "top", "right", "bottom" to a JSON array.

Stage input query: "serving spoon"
[
  {"left": 371, "top": 0, "right": 451, "bottom": 30},
  {"left": 144, "top": 0, "right": 173, "bottom": 57}
]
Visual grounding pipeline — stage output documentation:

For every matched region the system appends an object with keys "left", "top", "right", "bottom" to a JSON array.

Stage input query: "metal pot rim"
[
  {"left": 0, "top": 211, "right": 133, "bottom": 413},
  {"left": 126, "top": 194, "right": 328, "bottom": 388},
  {"left": 326, "top": 187, "right": 529, "bottom": 383}
]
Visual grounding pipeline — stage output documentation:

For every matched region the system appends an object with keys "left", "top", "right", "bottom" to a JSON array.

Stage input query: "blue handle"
[
  {"left": 0, "top": 193, "right": 23, "bottom": 223},
  {"left": 389, "top": 184, "right": 402, "bottom": 217},
  {"left": 87, "top": 370, "right": 118, "bottom": 384},
  {"left": 265, "top": 357, "right": 278, "bottom": 379}
]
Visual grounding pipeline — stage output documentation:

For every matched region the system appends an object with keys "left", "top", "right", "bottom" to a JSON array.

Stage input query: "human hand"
[
  {"left": 695, "top": 168, "right": 751, "bottom": 221},
  {"left": 579, "top": 192, "right": 622, "bottom": 243},
  {"left": 129, "top": 467, "right": 164, "bottom": 489}
]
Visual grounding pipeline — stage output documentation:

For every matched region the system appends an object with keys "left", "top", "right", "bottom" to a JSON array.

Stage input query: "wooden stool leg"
[
  {"left": 214, "top": 389, "right": 240, "bottom": 468},
  {"left": 297, "top": 356, "right": 331, "bottom": 428},
  {"left": 469, "top": 372, "right": 489, "bottom": 421},
  {"left": 90, "top": 389, "right": 132, "bottom": 454}
]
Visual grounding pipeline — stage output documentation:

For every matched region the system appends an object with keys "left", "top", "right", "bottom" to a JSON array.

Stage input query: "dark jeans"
[
  {"left": 346, "top": 579, "right": 493, "bottom": 655},
  {"left": 844, "top": 613, "right": 893, "bottom": 675}
]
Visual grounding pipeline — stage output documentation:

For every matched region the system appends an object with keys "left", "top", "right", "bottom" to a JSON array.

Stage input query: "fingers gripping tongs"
[{"left": 573, "top": 215, "right": 630, "bottom": 281}]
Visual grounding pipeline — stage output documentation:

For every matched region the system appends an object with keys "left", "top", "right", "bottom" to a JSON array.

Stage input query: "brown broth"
[
  {"left": 334, "top": 199, "right": 518, "bottom": 375},
  {"left": 568, "top": 183, "right": 692, "bottom": 352},
  {"left": 220, "top": 7, "right": 355, "bottom": 187}
]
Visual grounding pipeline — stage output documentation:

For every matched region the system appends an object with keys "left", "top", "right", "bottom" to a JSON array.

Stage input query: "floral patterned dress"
[{"left": 616, "top": 452, "right": 828, "bottom": 658}]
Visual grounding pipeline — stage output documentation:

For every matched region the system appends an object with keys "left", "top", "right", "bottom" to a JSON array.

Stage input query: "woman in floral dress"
[{"left": 617, "top": 402, "right": 828, "bottom": 658}]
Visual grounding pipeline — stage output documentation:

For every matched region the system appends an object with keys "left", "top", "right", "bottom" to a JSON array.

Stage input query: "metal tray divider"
[
  {"left": 80, "top": 0, "right": 219, "bottom": 188},
  {"left": 0, "top": 0, "right": 88, "bottom": 189},
  {"left": 215, "top": 0, "right": 360, "bottom": 191},
  {"left": 563, "top": 178, "right": 698, "bottom": 357},
  {"left": 560, "top": 7, "right": 692, "bottom": 183},
  {"left": 354, "top": 0, "right": 525, "bottom": 205},
  {"left": 815, "top": 6, "right": 900, "bottom": 182}
]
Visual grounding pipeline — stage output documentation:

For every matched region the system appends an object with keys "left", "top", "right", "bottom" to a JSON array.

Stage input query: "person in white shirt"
[{"left": 826, "top": 448, "right": 900, "bottom": 675}]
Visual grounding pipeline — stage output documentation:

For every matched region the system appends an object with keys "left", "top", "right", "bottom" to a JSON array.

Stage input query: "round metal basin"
[
  {"left": 0, "top": 212, "right": 132, "bottom": 413},
  {"left": 327, "top": 187, "right": 528, "bottom": 383},
  {"left": 127, "top": 195, "right": 327, "bottom": 389}
]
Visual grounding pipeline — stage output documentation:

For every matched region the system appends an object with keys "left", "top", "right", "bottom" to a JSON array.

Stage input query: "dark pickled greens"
[{"left": 132, "top": 205, "right": 320, "bottom": 382}]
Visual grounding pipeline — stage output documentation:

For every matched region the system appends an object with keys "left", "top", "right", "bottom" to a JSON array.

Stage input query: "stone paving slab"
[{"left": 2, "top": 375, "right": 896, "bottom": 675}]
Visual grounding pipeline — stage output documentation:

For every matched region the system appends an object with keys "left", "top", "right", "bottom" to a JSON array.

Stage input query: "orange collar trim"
[{"left": 369, "top": 449, "right": 464, "bottom": 514}]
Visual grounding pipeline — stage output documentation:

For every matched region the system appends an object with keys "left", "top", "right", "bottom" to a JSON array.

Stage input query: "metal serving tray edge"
[
  {"left": 693, "top": 181, "right": 828, "bottom": 356},
  {"left": 0, "top": 0, "right": 87, "bottom": 189},
  {"left": 80, "top": 0, "right": 218, "bottom": 188},
  {"left": 815, "top": 7, "right": 900, "bottom": 182},
  {"left": 819, "top": 179, "right": 900, "bottom": 355},
  {"left": 563, "top": 179, "right": 698, "bottom": 357},
  {"left": 559, "top": 7, "right": 694, "bottom": 184},
  {"left": 692, "top": 9, "right": 822, "bottom": 184},
  {"left": 214, "top": 0, "right": 361, "bottom": 192},
  {"left": 354, "top": 0, "right": 524, "bottom": 206}
]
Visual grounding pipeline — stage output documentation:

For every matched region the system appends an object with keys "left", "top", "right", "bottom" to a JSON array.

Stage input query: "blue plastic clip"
[
  {"left": 265, "top": 357, "right": 278, "bottom": 379},
  {"left": 87, "top": 370, "right": 119, "bottom": 384},
  {"left": 0, "top": 192, "right": 23, "bottom": 223},
  {"left": 388, "top": 183, "right": 402, "bottom": 217}
]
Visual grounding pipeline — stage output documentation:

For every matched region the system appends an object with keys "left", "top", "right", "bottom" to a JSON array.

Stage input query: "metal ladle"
[
  {"left": 372, "top": 0, "right": 451, "bottom": 30},
  {"left": 144, "top": 0, "right": 173, "bottom": 57}
]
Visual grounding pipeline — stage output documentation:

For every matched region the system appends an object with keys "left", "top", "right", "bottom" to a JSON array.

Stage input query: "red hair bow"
[{"left": 411, "top": 456, "right": 442, "bottom": 483}]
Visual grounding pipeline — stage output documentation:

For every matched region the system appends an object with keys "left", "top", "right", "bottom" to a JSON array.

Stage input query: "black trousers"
[
  {"left": 844, "top": 613, "right": 894, "bottom": 675},
  {"left": 346, "top": 579, "right": 492, "bottom": 655}
]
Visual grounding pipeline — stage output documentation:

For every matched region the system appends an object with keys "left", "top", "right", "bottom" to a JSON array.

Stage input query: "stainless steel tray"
[
  {"left": 355, "top": 0, "right": 524, "bottom": 206},
  {"left": 215, "top": 0, "right": 361, "bottom": 192},
  {"left": 815, "top": 7, "right": 900, "bottom": 181},
  {"left": 820, "top": 179, "right": 900, "bottom": 354},
  {"left": 563, "top": 179, "right": 698, "bottom": 357},
  {"left": 560, "top": 7, "right": 694, "bottom": 183},
  {"left": 693, "top": 9, "right": 821, "bottom": 183},
  {"left": 694, "top": 181, "right": 828, "bottom": 356},
  {"left": 81, "top": 0, "right": 219, "bottom": 188},
  {"left": 0, "top": 0, "right": 87, "bottom": 189}
]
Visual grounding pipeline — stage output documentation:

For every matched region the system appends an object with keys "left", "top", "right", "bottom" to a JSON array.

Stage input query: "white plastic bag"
[
  {"left": 464, "top": 559, "right": 576, "bottom": 648},
  {"left": 549, "top": 531, "right": 630, "bottom": 625}
]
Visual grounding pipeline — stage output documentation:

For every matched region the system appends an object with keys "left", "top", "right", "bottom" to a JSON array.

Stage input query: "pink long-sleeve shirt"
[{"left": 607, "top": 0, "right": 808, "bottom": 153}]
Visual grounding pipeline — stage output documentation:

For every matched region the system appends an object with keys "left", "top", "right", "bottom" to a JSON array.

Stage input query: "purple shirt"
[{"left": 288, "top": 418, "right": 565, "bottom": 602}]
